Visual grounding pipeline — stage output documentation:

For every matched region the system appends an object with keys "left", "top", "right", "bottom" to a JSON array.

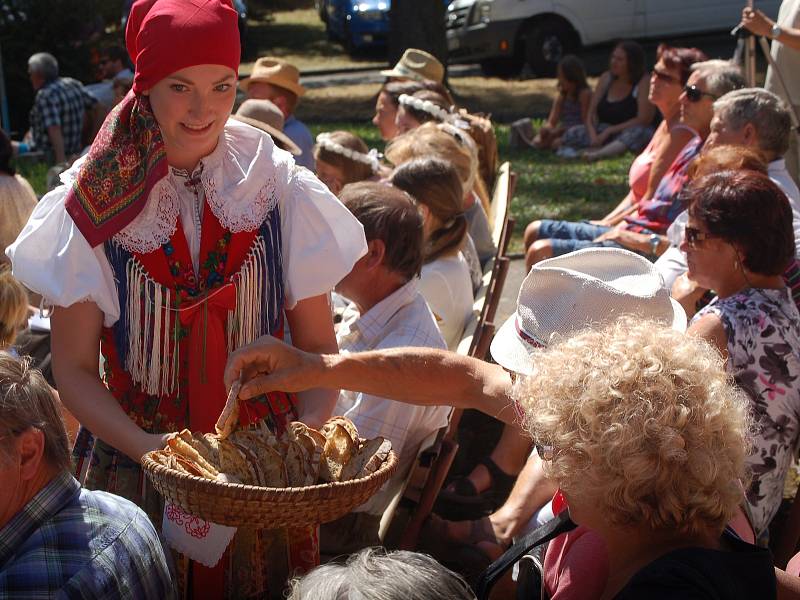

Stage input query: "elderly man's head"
[
  {"left": 335, "top": 182, "right": 424, "bottom": 311},
  {"left": 517, "top": 318, "right": 751, "bottom": 537},
  {"left": 707, "top": 88, "right": 792, "bottom": 161},
  {"left": 0, "top": 354, "right": 70, "bottom": 528},
  {"left": 27, "top": 52, "right": 59, "bottom": 91},
  {"left": 679, "top": 60, "right": 744, "bottom": 137}
]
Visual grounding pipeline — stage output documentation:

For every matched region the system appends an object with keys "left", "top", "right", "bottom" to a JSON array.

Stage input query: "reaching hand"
[
  {"left": 741, "top": 7, "right": 773, "bottom": 37},
  {"left": 224, "top": 335, "right": 323, "bottom": 400}
]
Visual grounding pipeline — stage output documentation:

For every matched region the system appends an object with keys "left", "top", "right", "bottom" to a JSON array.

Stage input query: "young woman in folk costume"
[{"left": 7, "top": 0, "right": 366, "bottom": 596}]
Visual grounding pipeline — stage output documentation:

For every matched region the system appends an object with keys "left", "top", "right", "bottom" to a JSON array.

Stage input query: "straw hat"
[
  {"left": 239, "top": 57, "right": 306, "bottom": 97},
  {"left": 381, "top": 48, "right": 445, "bottom": 83},
  {"left": 232, "top": 99, "right": 301, "bottom": 155},
  {"left": 490, "top": 248, "right": 686, "bottom": 376}
]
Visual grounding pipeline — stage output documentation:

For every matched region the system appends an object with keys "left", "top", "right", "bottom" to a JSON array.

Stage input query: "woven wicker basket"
[{"left": 141, "top": 448, "right": 398, "bottom": 528}]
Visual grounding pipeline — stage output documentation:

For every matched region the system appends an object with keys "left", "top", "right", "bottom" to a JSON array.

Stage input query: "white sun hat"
[{"left": 490, "top": 248, "right": 687, "bottom": 376}]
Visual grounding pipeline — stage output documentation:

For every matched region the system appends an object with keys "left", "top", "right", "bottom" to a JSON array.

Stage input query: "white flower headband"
[
  {"left": 315, "top": 133, "right": 382, "bottom": 173},
  {"left": 398, "top": 94, "right": 452, "bottom": 123}
]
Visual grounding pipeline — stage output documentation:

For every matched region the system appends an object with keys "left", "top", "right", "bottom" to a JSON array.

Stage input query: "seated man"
[
  {"left": 320, "top": 181, "right": 450, "bottom": 556},
  {"left": 239, "top": 57, "right": 315, "bottom": 170},
  {"left": 0, "top": 354, "right": 174, "bottom": 598},
  {"left": 524, "top": 59, "right": 745, "bottom": 269}
]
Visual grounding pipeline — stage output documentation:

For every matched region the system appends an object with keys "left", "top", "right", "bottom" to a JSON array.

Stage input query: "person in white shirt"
[
  {"left": 741, "top": 1, "right": 800, "bottom": 184},
  {"left": 321, "top": 181, "right": 450, "bottom": 555},
  {"left": 656, "top": 88, "right": 800, "bottom": 295},
  {"left": 390, "top": 158, "right": 473, "bottom": 350}
]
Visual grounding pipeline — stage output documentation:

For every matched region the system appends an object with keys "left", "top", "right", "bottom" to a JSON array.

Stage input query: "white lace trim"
[
  {"left": 113, "top": 178, "right": 179, "bottom": 254},
  {"left": 111, "top": 121, "right": 285, "bottom": 253}
]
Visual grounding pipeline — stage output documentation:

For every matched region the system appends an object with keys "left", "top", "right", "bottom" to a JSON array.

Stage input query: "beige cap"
[
  {"left": 232, "top": 99, "right": 302, "bottom": 155},
  {"left": 380, "top": 48, "right": 445, "bottom": 84},
  {"left": 239, "top": 57, "right": 306, "bottom": 97}
]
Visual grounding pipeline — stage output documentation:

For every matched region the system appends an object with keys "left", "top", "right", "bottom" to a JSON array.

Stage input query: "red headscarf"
[{"left": 66, "top": 0, "right": 240, "bottom": 248}]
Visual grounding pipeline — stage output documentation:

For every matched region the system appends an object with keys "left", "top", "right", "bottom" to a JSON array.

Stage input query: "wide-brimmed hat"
[
  {"left": 490, "top": 248, "right": 686, "bottom": 376},
  {"left": 239, "top": 57, "right": 306, "bottom": 97},
  {"left": 380, "top": 48, "right": 444, "bottom": 83},
  {"left": 232, "top": 99, "right": 301, "bottom": 155}
]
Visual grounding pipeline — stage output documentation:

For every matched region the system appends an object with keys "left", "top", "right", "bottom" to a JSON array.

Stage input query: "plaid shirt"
[
  {"left": 625, "top": 135, "right": 703, "bottom": 234},
  {"left": 335, "top": 278, "right": 450, "bottom": 514},
  {"left": 0, "top": 471, "right": 175, "bottom": 599},
  {"left": 29, "top": 77, "right": 96, "bottom": 157}
]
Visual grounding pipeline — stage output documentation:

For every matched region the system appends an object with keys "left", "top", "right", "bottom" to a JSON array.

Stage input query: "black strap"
[{"left": 475, "top": 510, "right": 577, "bottom": 600}]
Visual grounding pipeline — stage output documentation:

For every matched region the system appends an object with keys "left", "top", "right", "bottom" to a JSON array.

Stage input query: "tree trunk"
[{"left": 388, "top": 0, "right": 447, "bottom": 72}]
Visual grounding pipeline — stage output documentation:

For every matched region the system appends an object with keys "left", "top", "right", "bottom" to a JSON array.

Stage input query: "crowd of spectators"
[{"left": 3, "top": 2, "right": 800, "bottom": 599}]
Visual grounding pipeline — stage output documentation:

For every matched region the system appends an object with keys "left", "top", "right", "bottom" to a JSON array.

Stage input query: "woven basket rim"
[{"left": 141, "top": 448, "right": 398, "bottom": 497}]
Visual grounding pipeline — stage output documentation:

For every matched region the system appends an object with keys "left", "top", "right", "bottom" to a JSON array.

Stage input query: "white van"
[{"left": 446, "top": 0, "right": 781, "bottom": 75}]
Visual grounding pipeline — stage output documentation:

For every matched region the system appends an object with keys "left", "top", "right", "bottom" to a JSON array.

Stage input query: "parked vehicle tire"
[{"left": 521, "top": 17, "right": 575, "bottom": 76}]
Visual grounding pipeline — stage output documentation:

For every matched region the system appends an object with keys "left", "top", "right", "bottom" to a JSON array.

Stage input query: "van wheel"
[{"left": 522, "top": 18, "right": 574, "bottom": 76}]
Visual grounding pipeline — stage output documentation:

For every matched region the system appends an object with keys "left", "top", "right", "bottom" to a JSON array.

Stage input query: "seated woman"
[
  {"left": 587, "top": 44, "right": 707, "bottom": 228},
  {"left": 683, "top": 170, "right": 800, "bottom": 537},
  {"left": 0, "top": 129, "right": 38, "bottom": 267},
  {"left": 520, "top": 318, "right": 774, "bottom": 598},
  {"left": 313, "top": 130, "right": 384, "bottom": 196},
  {"left": 373, "top": 80, "right": 424, "bottom": 141},
  {"left": 391, "top": 157, "right": 473, "bottom": 350},
  {"left": 511, "top": 54, "right": 591, "bottom": 151},
  {"left": 558, "top": 40, "right": 656, "bottom": 161},
  {"left": 288, "top": 547, "right": 476, "bottom": 600},
  {"left": 386, "top": 122, "right": 495, "bottom": 266},
  {"left": 395, "top": 89, "right": 453, "bottom": 135}
]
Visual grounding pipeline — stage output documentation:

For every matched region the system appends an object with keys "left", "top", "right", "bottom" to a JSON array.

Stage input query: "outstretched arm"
[{"left": 225, "top": 338, "right": 518, "bottom": 424}]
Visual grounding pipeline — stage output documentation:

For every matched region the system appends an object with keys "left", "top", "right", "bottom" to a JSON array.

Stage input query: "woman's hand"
[
  {"left": 595, "top": 128, "right": 613, "bottom": 146},
  {"left": 741, "top": 7, "right": 773, "bottom": 37},
  {"left": 587, "top": 127, "right": 600, "bottom": 147},
  {"left": 135, "top": 432, "right": 176, "bottom": 462}
]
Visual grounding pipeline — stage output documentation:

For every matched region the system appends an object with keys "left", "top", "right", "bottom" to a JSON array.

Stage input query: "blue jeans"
[{"left": 536, "top": 219, "right": 620, "bottom": 256}]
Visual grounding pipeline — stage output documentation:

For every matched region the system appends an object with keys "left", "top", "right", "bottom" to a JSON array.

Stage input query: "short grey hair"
[
  {"left": 28, "top": 52, "right": 59, "bottom": 82},
  {"left": 690, "top": 59, "right": 745, "bottom": 98},
  {"left": 0, "top": 353, "right": 70, "bottom": 471},
  {"left": 287, "top": 547, "right": 477, "bottom": 600},
  {"left": 713, "top": 88, "right": 792, "bottom": 158}
]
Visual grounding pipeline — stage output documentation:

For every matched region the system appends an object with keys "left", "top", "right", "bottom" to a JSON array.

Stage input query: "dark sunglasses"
[
  {"left": 683, "top": 84, "right": 718, "bottom": 103},
  {"left": 684, "top": 226, "right": 717, "bottom": 248},
  {"left": 653, "top": 68, "right": 679, "bottom": 85}
]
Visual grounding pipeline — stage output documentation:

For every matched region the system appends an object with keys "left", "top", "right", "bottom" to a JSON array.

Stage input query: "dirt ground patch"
[{"left": 297, "top": 76, "right": 597, "bottom": 124}]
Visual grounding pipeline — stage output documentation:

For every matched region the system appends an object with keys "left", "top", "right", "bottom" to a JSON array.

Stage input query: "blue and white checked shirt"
[
  {"left": 29, "top": 77, "right": 96, "bottom": 158},
  {"left": 0, "top": 471, "right": 175, "bottom": 599}
]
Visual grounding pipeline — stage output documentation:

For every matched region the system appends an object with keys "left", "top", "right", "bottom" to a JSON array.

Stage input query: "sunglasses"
[
  {"left": 653, "top": 68, "right": 679, "bottom": 85},
  {"left": 683, "top": 84, "right": 718, "bottom": 103},
  {"left": 684, "top": 226, "right": 717, "bottom": 248}
]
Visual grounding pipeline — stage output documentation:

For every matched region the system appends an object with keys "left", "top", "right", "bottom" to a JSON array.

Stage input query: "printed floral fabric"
[{"left": 694, "top": 287, "right": 800, "bottom": 533}]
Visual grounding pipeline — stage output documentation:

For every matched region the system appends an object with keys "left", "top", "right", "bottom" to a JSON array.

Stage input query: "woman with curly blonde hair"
[{"left": 518, "top": 318, "right": 775, "bottom": 598}]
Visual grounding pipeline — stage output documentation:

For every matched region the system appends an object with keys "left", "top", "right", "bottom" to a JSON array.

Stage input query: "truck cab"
[{"left": 446, "top": 0, "right": 781, "bottom": 76}]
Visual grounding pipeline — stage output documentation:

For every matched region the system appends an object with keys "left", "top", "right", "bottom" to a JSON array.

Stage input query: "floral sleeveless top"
[{"left": 694, "top": 287, "right": 800, "bottom": 534}]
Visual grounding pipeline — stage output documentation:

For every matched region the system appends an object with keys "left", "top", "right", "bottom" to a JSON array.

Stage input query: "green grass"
[
  {"left": 309, "top": 121, "right": 633, "bottom": 253},
  {"left": 15, "top": 160, "right": 49, "bottom": 197}
]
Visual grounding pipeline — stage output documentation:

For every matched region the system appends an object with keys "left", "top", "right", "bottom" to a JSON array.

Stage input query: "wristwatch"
[
  {"left": 648, "top": 234, "right": 660, "bottom": 257},
  {"left": 771, "top": 23, "right": 783, "bottom": 40}
]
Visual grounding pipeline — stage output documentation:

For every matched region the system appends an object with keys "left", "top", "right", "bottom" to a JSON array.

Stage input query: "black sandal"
[{"left": 433, "top": 456, "right": 517, "bottom": 521}]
